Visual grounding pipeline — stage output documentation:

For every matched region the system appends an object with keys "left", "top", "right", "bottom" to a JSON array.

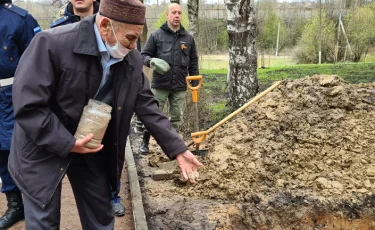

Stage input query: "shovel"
[
  {"left": 186, "top": 75, "right": 208, "bottom": 157},
  {"left": 187, "top": 81, "right": 282, "bottom": 153}
]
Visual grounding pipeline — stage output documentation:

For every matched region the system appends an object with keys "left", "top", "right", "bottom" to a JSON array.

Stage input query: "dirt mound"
[{"left": 180, "top": 75, "right": 375, "bottom": 203}]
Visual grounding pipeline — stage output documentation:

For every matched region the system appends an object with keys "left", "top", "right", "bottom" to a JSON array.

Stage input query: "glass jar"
[{"left": 74, "top": 99, "right": 112, "bottom": 149}]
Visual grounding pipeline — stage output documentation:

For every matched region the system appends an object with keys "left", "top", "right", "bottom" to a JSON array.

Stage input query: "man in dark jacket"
[
  {"left": 0, "top": 1, "right": 40, "bottom": 229},
  {"left": 140, "top": 3, "right": 199, "bottom": 154},
  {"left": 50, "top": 0, "right": 99, "bottom": 28},
  {"left": 9, "top": 0, "right": 202, "bottom": 228},
  {"left": 49, "top": 0, "right": 125, "bottom": 218}
]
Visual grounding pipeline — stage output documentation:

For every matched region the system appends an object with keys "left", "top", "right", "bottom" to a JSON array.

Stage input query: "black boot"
[
  {"left": 0, "top": 191, "right": 24, "bottom": 230},
  {"left": 139, "top": 131, "right": 150, "bottom": 155},
  {"left": 133, "top": 118, "right": 145, "bottom": 134}
]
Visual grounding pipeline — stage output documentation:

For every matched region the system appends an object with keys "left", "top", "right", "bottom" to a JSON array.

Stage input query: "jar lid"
[{"left": 88, "top": 99, "right": 112, "bottom": 113}]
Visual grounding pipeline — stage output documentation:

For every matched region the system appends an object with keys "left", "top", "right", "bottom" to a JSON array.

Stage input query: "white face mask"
[{"left": 105, "top": 21, "right": 130, "bottom": 59}]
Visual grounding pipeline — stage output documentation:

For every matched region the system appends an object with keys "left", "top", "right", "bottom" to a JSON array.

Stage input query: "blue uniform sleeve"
[{"left": 20, "top": 14, "right": 40, "bottom": 53}]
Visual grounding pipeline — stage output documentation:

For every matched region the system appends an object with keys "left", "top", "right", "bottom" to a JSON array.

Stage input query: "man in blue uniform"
[
  {"left": 50, "top": 0, "right": 99, "bottom": 28},
  {"left": 0, "top": 0, "right": 40, "bottom": 229},
  {"left": 49, "top": 0, "right": 126, "bottom": 218}
]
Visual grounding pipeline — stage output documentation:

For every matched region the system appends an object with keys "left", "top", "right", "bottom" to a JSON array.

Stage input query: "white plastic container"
[{"left": 74, "top": 99, "right": 112, "bottom": 149}]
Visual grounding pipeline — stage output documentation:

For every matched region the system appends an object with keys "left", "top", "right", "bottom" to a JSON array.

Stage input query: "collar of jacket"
[
  {"left": 64, "top": 0, "right": 100, "bottom": 17},
  {"left": 74, "top": 14, "right": 135, "bottom": 67},
  {"left": 161, "top": 22, "right": 186, "bottom": 35}
]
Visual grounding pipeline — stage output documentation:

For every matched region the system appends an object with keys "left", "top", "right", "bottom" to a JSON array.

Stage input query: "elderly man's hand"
[
  {"left": 176, "top": 150, "right": 203, "bottom": 183},
  {"left": 71, "top": 133, "right": 103, "bottom": 154}
]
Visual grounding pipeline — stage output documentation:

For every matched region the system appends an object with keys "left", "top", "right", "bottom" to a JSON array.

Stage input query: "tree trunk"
[
  {"left": 138, "top": 0, "right": 148, "bottom": 50},
  {"left": 187, "top": 0, "right": 199, "bottom": 38},
  {"left": 170, "top": 0, "right": 180, "bottom": 4},
  {"left": 225, "top": 0, "right": 258, "bottom": 109},
  {"left": 141, "top": 22, "right": 148, "bottom": 49}
]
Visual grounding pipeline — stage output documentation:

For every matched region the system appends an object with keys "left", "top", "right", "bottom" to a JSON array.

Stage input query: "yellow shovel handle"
[{"left": 186, "top": 75, "right": 203, "bottom": 91}]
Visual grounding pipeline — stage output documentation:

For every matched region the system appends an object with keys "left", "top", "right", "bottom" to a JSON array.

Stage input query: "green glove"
[{"left": 150, "top": 58, "right": 170, "bottom": 75}]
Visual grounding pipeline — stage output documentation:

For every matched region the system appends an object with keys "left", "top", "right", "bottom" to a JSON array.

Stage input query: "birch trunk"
[
  {"left": 139, "top": 0, "right": 148, "bottom": 48},
  {"left": 225, "top": 0, "right": 258, "bottom": 109},
  {"left": 187, "top": 0, "right": 199, "bottom": 38}
]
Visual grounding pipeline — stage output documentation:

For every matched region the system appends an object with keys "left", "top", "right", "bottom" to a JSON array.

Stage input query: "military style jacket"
[{"left": 0, "top": 1, "right": 40, "bottom": 150}]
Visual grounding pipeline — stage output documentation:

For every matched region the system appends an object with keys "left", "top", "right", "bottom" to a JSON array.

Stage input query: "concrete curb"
[{"left": 125, "top": 139, "right": 148, "bottom": 230}]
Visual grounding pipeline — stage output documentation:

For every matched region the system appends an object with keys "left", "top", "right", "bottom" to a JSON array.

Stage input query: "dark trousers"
[
  {"left": 0, "top": 150, "right": 19, "bottom": 193},
  {"left": 23, "top": 156, "right": 114, "bottom": 230},
  {"left": 110, "top": 180, "right": 121, "bottom": 204}
]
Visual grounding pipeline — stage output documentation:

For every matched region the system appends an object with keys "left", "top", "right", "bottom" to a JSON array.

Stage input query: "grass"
[
  {"left": 204, "top": 101, "right": 230, "bottom": 124},
  {"left": 201, "top": 62, "right": 375, "bottom": 85}
]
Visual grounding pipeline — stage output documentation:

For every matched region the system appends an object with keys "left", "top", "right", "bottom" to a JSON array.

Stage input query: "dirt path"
[{"left": 0, "top": 164, "right": 134, "bottom": 230}]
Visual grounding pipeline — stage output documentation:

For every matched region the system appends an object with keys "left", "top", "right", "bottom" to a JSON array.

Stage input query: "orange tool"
[
  {"left": 187, "top": 81, "right": 282, "bottom": 148},
  {"left": 186, "top": 75, "right": 204, "bottom": 156}
]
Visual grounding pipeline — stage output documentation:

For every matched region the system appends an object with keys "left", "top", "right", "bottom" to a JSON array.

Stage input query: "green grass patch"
[
  {"left": 205, "top": 101, "right": 230, "bottom": 124},
  {"left": 201, "top": 62, "right": 375, "bottom": 86},
  {"left": 200, "top": 69, "right": 228, "bottom": 75}
]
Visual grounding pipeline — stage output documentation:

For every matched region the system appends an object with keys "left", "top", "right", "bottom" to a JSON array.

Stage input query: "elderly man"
[
  {"left": 9, "top": 0, "right": 202, "bottom": 229},
  {"left": 49, "top": 0, "right": 126, "bottom": 218}
]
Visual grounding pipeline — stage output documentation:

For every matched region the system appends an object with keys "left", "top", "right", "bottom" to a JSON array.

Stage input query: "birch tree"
[
  {"left": 226, "top": 0, "right": 258, "bottom": 109},
  {"left": 187, "top": 0, "right": 199, "bottom": 38},
  {"left": 139, "top": 0, "right": 148, "bottom": 48}
]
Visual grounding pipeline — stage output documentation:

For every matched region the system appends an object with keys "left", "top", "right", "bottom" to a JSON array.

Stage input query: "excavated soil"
[
  {"left": 185, "top": 75, "right": 375, "bottom": 201},
  {"left": 132, "top": 75, "right": 375, "bottom": 230}
]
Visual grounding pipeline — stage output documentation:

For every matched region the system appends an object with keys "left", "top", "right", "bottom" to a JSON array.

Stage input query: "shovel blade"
[{"left": 191, "top": 149, "right": 208, "bottom": 158}]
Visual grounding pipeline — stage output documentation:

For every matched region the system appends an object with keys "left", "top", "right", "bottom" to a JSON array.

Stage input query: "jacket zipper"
[{"left": 172, "top": 32, "right": 178, "bottom": 90}]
